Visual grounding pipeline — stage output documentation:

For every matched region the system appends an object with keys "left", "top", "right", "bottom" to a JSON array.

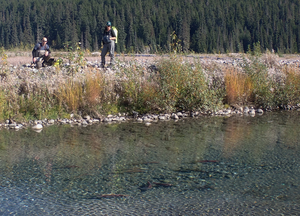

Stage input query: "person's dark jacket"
[
  {"left": 32, "top": 43, "right": 51, "bottom": 58},
  {"left": 102, "top": 29, "right": 116, "bottom": 45}
]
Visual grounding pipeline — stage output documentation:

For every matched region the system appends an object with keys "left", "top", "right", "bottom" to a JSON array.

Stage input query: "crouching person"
[{"left": 32, "top": 37, "right": 51, "bottom": 69}]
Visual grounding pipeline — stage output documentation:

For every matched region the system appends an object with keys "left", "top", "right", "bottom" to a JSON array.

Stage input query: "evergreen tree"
[{"left": 0, "top": 0, "right": 299, "bottom": 53}]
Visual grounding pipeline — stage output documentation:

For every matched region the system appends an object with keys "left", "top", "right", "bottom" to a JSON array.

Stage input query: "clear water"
[{"left": 0, "top": 112, "right": 299, "bottom": 215}]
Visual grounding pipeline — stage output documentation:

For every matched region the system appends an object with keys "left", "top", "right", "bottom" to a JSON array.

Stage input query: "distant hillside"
[{"left": 0, "top": 0, "right": 299, "bottom": 53}]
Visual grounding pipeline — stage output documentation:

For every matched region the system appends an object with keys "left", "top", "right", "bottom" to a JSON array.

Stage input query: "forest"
[{"left": 0, "top": 0, "right": 299, "bottom": 53}]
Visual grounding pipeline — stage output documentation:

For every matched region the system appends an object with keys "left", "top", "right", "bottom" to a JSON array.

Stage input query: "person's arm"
[
  {"left": 32, "top": 43, "right": 40, "bottom": 62},
  {"left": 46, "top": 45, "right": 51, "bottom": 53},
  {"left": 45, "top": 45, "right": 51, "bottom": 56},
  {"left": 110, "top": 30, "right": 116, "bottom": 40}
]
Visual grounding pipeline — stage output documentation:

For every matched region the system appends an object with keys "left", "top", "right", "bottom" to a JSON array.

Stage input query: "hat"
[{"left": 106, "top": 21, "right": 111, "bottom": 26}]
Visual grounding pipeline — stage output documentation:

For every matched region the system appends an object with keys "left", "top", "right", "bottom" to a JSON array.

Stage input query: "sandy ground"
[
  {"left": 4, "top": 52, "right": 300, "bottom": 66},
  {"left": 4, "top": 52, "right": 162, "bottom": 66}
]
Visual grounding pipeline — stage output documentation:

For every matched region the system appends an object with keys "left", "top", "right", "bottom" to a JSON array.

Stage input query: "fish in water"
[
  {"left": 139, "top": 181, "right": 152, "bottom": 192},
  {"left": 89, "top": 194, "right": 129, "bottom": 199},
  {"left": 153, "top": 182, "right": 173, "bottom": 187},
  {"left": 131, "top": 161, "right": 159, "bottom": 166},
  {"left": 114, "top": 167, "right": 146, "bottom": 174},
  {"left": 195, "top": 160, "right": 219, "bottom": 163}
]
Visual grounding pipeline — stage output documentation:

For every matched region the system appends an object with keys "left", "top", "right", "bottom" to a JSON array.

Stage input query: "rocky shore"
[{"left": 2, "top": 103, "right": 300, "bottom": 132}]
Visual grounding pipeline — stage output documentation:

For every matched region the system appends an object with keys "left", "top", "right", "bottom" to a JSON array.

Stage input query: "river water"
[{"left": 0, "top": 111, "right": 299, "bottom": 215}]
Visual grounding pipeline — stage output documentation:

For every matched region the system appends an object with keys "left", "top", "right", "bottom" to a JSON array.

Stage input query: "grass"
[
  {"left": 225, "top": 67, "right": 253, "bottom": 105},
  {"left": 1, "top": 50, "right": 300, "bottom": 122}
]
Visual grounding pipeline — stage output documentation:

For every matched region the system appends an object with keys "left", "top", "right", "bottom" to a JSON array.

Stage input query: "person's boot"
[{"left": 107, "top": 63, "right": 115, "bottom": 69}]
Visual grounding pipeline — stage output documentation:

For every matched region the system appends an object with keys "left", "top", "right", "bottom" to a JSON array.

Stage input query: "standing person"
[
  {"left": 101, "top": 21, "right": 116, "bottom": 68},
  {"left": 32, "top": 37, "right": 51, "bottom": 68}
]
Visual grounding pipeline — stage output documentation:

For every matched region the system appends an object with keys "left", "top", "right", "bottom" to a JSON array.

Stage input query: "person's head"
[
  {"left": 105, "top": 21, "right": 112, "bottom": 31},
  {"left": 42, "top": 37, "right": 48, "bottom": 46}
]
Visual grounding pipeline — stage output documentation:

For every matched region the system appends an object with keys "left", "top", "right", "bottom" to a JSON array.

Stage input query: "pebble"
[
  {"left": 32, "top": 124, "right": 43, "bottom": 130},
  {"left": 171, "top": 114, "right": 179, "bottom": 120},
  {"left": 158, "top": 115, "right": 166, "bottom": 121},
  {"left": 257, "top": 109, "right": 264, "bottom": 114},
  {"left": 249, "top": 109, "right": 256, "bottom": 115},
  {"left": 244, "top": 107, "right": 250, "bottom": 114},
  {"left": 48, "top": 119, "right": 55, "bottom": 124}
]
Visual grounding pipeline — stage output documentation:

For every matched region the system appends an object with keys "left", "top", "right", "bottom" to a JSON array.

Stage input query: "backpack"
[
  {"left": 103, "top": 35, "right": 111, "bottom": 44},
  {"left": 111, "top": 26, "right": 118, "bottom": 44}
]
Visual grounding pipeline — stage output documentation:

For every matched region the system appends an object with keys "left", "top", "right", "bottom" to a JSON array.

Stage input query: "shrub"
[
  {"left": 118, "top": 63, "right": 159, "bottom": 113},
  {"left": 242, "top": 55, "right": 275, "bottom": 107},
  {"left": 225, "top": 67, "right": 253, "bottom": 105},
  {"left": 157, "top": 56, "right": 221, "bottom": 111},
  {"left": 276, "top": 66, "right": 300, "bottom": 106}
]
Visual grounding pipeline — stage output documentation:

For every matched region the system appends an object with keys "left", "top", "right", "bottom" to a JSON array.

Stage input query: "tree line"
[{"left": 0, "top": 0, "right": 299, "bottom": 53}]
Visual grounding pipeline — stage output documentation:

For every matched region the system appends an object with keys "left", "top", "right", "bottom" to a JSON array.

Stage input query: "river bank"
[{"left": 0, "top": 51, "right": 300, "bottom": 131}]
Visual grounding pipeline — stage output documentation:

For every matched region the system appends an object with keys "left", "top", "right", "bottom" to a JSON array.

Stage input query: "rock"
[
  {"left": 145, "top": 122, "right": 151, "bottom": 126},
  {"left": 9, "top": 123, "right": 17, "bottom": 129},
  {"left": 171, "top": 113, "right": 179, "bottom": 120},
  {"left": 83, "top": 115, "right": 91, "bottom": 120},
  {"left": 257, "top": 109, "right": 264, "bottom": 114},
  {"left": 244, "top": 107, "right": 249, "bottom": 114},
  {"left": 177, "top": 112, "right": 183, "bottom": 118},
  {"left": 48, "top": 119, "right": 55, "bottom": 124},
  {"left": 152, "top": 115, "right": 158, "bottom": 120},
  {"left": 158, "top": 115, "right": 166, "bottom": 120},
  {"left": 182, "top": 113, "right": 189, "bottom": 117},
  {"left": 32, "top": 124, "right": 43, "bottom": 130},
  {"left": 224, "top": 109, "right": 231, "bottom": 115},
  {"left": 119, "top": 117, "right": 126, "bottom": 121},
  {"left": 249, "top": 109, "right": 255, "bottom": 115},
  {"left": 60, "top": 119, "right": 67, "bottom": 124},
  {"left": 103, "top": 118, "right": 112, "bottom": 122},
  {"left": 143, "top": 117, "right": 152, "bottom": 122},
  {"left": 164, "top": 114, "right": 171, "bottom": 119},
  {"left": 217, "top": 110, "right": 223, "bottom": 115}
]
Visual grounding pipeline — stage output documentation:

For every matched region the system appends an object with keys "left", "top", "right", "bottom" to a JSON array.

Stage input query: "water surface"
[{"left": 0, "top": 112, "right": 299, "bottom": 215}]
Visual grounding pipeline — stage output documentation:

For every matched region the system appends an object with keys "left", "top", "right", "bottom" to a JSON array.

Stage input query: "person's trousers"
[{"left": 101, "top": 41, "right": 115, "bottom": 66}]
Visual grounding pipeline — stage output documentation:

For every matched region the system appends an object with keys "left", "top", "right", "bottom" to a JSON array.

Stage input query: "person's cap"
[{"left": 106, "top": 21, "right": 111, "bottom": 26}]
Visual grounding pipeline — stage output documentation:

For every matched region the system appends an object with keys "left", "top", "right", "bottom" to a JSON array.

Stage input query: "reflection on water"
[{"left": 0, "top": 112, "right": 300, "bottom": 215}]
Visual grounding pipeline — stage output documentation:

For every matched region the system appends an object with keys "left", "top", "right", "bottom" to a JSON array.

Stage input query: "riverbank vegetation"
[{"left": 0, "top": 48, "right": 300, "bottom": 122}]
